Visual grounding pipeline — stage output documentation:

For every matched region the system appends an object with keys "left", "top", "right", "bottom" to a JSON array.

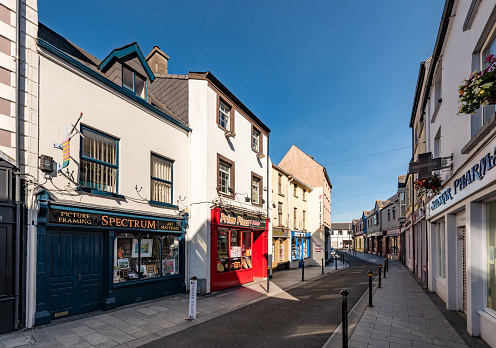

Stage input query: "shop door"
[
  {"left": 462, "top": 228, "right": 467, "bottom": 313},
  {"left": 46, "top": 230, "right": 104, "bottom": 318}
]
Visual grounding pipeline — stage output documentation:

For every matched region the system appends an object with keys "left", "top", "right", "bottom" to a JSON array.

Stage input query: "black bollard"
[
  {"left": 341, "top": 289, "right": 349, "bottom": 348},
  {"left": 378, "top": 264, "right": 382, "bottom": 288},
  {"left": 322, "top": 258, "right": 324, "bottom": 274},
  {"left": 342, "top": 254, "right": 345, "bottom": 264},
  {"left": 386, "top": 258, "right": 389, "bottom": 272},
  {"left": 384, "top": 261, "right": 386, "bottom": 279},
  {"left": 302, "top": 258, "right": 305, "bottom": 281},
  {"left": 335, "top": 256, "right": 338, "bottom": 270},
  {"left": 368, "top": 271, "right": 373, "bottom": 307}
]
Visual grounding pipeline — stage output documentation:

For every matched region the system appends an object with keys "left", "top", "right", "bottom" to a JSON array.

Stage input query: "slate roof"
[{"left": 330, "top": 223, "right": 353, "bottom": 230}]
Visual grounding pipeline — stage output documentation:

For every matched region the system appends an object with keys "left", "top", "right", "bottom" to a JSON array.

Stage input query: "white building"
[
  {"left": 417, "top": 0, "right": 496, "bottom": 345},
  {"left": 330, "top": 223, "right": 353, "bottom": 249},
  {"left": 29, "top": 24, "right": 190, "bottom": 327},
  {"left": 148, "top": 51, "right": 271, "bottom": 294}
]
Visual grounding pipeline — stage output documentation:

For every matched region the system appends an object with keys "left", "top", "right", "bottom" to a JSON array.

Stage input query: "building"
[
  {"left": 330, "top": 223, "right": 353, "bottom": 249},
  {"left": 30, "top": 24, "right": 191, "bottom": 327},
  {"left": 271, "top": 164, "right": 313, "bottom": 270},
  {"left": 0, "top": 0, "right": 38, "bottom": 333},
  {"left": 278, "top": 145, "right": 332, "bottom": 262},
  {"left": 366, "top": 200, "right": 389, "bottom": 256},
  {"left": 412, "top": 0, "right": 496, "bottom": 344},
  {"left": 353, "top": 218, "right": 364, "bottom": 252},
  {"left": 147, "top": 50, "right": 271, "bottom": 293},
  {"left": 380, "top": 194, "right": 401, "bottom": 259}
]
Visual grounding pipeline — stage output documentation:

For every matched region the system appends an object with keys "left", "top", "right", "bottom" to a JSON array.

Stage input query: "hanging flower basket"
[
  {"left": 414, "top": 174, "right": 442, "bottom": 196},
  {"left": 458, "top": 55, "right": 496, "bottom": 115}
]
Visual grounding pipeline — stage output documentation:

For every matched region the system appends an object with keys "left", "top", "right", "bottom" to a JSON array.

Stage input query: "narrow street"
[{"left": 142, "top": 255, "right": 374, "bottom": 348}]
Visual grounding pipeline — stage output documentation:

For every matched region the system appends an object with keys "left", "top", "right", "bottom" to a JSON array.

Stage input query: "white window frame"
[
  {"left": 219, "top": 161, "right": 230, "bottom": 195},
  {"left": 219, "top": 101, "right": 230, "bottom": 130}
]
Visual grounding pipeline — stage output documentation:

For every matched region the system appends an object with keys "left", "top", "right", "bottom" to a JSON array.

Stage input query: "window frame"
[
  {"left": 79, "top": 125, "right": 119, "bottom": 196},
  {"left": 217, "top": 98, "right": 233, "bottom": 132},
  {"left": 294, "top": 207, "right": 297, "bottom": 230},
  {"left": 302, "top": 210, "right": 306, "bottom": 230},
  {"left": 149, "top": 153, "right": 176, "bottom": 208},
  {"left": 278, "top": 202, "right": 283, "bottom": 226},
  {"left": 251, "top": 172, "right": 263, "bottom": 207},
  {"left": 122, "top": 64, "right": 147, "bottom": 100},
  {"left": 217, "top": 154, "right": 235, "bottom": 199},
  {"left": 251, "top": 124, "right": 262, "bottom": 153}
]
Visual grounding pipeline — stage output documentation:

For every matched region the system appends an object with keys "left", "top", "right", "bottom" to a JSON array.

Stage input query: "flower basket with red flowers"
[
  {"left": 458, "top": 54, "right": 496, "bottom": 115},
  {"left": 414, "top": 174, "right": 442, "bottom": 196}
]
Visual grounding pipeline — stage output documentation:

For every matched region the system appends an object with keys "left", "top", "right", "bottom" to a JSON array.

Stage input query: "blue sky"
[{"left": 39, "top": 1, "right": 445, "bottom": 223}]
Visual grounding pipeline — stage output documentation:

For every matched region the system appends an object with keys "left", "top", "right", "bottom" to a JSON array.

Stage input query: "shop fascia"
[{"left": 428, "top": 145, "right": 496, "bottom": 216}]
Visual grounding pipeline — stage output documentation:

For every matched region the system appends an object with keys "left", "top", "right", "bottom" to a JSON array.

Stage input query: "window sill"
[
  {"left": 293, "top": 195, "right": 298, "bottom": 198},
  {"left": 278, "top": 193, "right": 285, "bottom": 197},
  {"left": 114, "top": 274, "right": 183, "bottom": 288},
  {"left": 149, "top": 201, "right": 179, "bottom": 209},
  {"left": 77, "top": 187, "right": 125, "bottom": 199},
  {"left": 461, "top": 115, "right": 496, "bottom": 154}
]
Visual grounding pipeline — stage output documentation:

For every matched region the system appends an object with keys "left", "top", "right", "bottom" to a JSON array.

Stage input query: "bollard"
[
  {"left": 368, "top": 271, "right": 373, "bottom": 307},
  {"left": 341, "top": 289, "right": 349, "bottom": 348},
  {"left": 384, "top": 261, "right": 386, "bottom": 279},
  {"left": 322, "top": 258, "right": 324, "bottom": 274},
  {"left": 386, "top": 258, "right": 389, "bottom": 272},
  {"left": 302, "top": 258, "right": 305, "bottom": 281},
  {"left": 342, "top": 254, "right": 345, "bottom": 264},
  {"left": 335, "top": 255, "right": 338, "bottom": 270},
  {"left": 378, "top": 264, "right": 382, "bottom": 288},
  {"left": 267, "top": 266, "right": 270, "bottom": 292}
]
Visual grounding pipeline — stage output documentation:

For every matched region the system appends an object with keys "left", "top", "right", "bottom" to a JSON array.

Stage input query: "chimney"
[{"left": 146, "top": 46, "right": 169, "bottom": 75}]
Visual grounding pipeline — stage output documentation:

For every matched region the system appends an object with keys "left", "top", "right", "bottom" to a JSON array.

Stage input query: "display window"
[
  {"left": 487, "top": 201, "right": 496, "bottom": 310},
  {"left": 279, "top": 241, "right": 284, "bottom": 262},
  {"left": 113, "top": 232, "right": 180, "bottom": 283},
  {"left": 303, "top": 238, "right": 308, "bottom": 258},
  {"left": 216, "top": 228, "right": 252, "bottom": 273}
]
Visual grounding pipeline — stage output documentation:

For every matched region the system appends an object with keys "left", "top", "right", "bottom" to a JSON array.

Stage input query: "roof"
[
  {"left": 331, "top": 223, "right": 353, "bottom": 230},
  {"left": 37, "top": 23, "right": 189, "bottom": 132},
  {"left": 189, "top": 71, "right": 270, "bottom": 134},
  {"left": 272, "top": 163, "right": 313, "bottom": 190},
  {"left": 99, "top": 42, "right": 155, "bottom": 81}
]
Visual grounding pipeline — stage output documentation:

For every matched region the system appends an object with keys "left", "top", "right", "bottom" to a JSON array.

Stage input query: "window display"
[
  {"left": 230, "top": 230, "right": 241, "bottom": 271},
  {"left": 303, "top": 238, "right": 308, "bottom": 258},
  {"left": 114, "top": 233, "right": 139, "bottom": 283},
  {"left": 488, "top": 201, "right": 496, "bottom": 310},
  {"left": 140, "top": 234, "right": 161, "bottom": 279},
  {"left": 217, "top": 229, "right": 229, "bottom": 273},
  {"left": 162, "top": 235, "right": 179, "bottom": 275},
  {"left": 217, "top": 229, "right": 252, "bottom": 273},
  {"left": 242, "top": 230, "right": 252, "bottom": 269}
]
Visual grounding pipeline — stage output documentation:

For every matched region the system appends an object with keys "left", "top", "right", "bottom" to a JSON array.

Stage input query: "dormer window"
[{"left": 123, "top": 65, "right": 146, "bottom": 99}]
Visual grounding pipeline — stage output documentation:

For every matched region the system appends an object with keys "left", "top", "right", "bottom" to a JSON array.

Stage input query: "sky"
[{"left": 38, "top": 0, "right": 446, "bottom": 223}]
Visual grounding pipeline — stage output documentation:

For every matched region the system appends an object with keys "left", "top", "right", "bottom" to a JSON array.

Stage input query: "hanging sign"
[
  {"left": 189, "top": 277, "right": 197, "bottom": 320},
  {"left": 62, "top": 137, "right": 70, "bottom": 168}
]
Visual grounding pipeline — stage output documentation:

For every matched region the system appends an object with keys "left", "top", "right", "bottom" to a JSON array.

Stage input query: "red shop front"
[{"left": 210, "top": 208, "right": 268, "bottom": 292}]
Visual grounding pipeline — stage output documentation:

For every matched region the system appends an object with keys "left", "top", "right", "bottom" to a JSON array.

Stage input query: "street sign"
[
  {"left": 408, "top": 152, "right": 442, "bottom": 179},
  {"left": 189, "top": 277, "right": 197, "bottom": 319}
]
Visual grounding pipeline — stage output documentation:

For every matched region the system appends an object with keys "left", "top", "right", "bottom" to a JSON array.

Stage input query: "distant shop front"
[
  {"left": 290, "top": 231, "right": 311, "bottom": 268},
  {"left": 272, "top": 227, "right": 290, "bottom": 271}
]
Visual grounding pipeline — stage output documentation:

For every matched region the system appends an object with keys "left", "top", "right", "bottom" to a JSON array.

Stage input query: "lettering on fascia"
[{"left": 431, "top": 147, "right": 496, "bottom": 211}]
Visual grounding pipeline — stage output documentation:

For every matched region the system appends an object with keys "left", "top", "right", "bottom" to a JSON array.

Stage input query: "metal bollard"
[
  {"left": 386, "top": 258, "right": 389, "bottom": 272},
  {"left": 378, "top": 264, "right": 382, "bottom": 288},
  {"left": 335, "top": 256, "right": 338, "bottom": 270},
  {"left": 368, "top": 271, "right": 373, "bottom": 307},
  {"left": 322, "top": 258, "right": 324, "bottom": 274},
  {"left": 342, "top": 254, "right": 345, "bottom": 264},
  {"left": 267, "top": 266, "right": 270, "bottom": 292},
  {"left": 302, "top": 258, "right": 305, "bottom": 281},
  {"left": 384, "top": 261, "right": 386, "bottom": 279},
  {"left": 341, "top": 289, "right": 349, "bottom": 348}
]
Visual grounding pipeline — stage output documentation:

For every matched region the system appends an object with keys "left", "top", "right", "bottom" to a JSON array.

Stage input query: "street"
[{"left": 142, "top": 255, "right": 374, "bottom": 348}]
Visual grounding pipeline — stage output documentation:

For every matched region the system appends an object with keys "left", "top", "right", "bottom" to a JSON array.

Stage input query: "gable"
[{"left": 99, "top": 43, "right": 154, "bottom": 81}]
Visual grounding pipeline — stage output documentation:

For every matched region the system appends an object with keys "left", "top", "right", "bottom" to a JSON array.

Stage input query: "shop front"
[
  {"left": 272, "top": 227, "right": 290, "bottom": 271},
  {"left": 290, "top": 231, "right": 310, "bottom": 268},
  {"left": 368, "top": 232, "right": 383, "bottom": 255},
  {"left": 210, "top": 208, "right": 268, "bottom": 292},
  {"left": 35, "top": 196, "right": 187, "bottom": 326},
  {"left": 412, "top": 207, "right": 426, "bottom": 282},
  {"left": 385, "top": 228, "right": 400, "bottom": 260}
]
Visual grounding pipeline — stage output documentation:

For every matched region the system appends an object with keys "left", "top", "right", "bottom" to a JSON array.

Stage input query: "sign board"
[
  {"left": 189, "top": 278, "right": 197, "bottom": 319},
  {"left": 272, "top": 228, "right": 289, "bottom": 238},
  {"left": 49, "top": 208, "right": 182, "bottom": 232},
  {"left": 217, "top": 209, "right": 267, "bottom": 229},
  {"left": 408, "top": 152, "right": 442, "bottom": 179},
  {"left": 315, "top": 244, "right": 322, "bottom": 253}
]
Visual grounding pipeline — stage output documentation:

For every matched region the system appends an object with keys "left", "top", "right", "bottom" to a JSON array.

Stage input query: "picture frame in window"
[{"left": 132, "top": 239, "right": 153, "bottom": 258}]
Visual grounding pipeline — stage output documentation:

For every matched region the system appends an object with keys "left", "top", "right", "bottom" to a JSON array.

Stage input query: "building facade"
[{"left": 330, "top": 223, "right": 353, "bottom": 249}]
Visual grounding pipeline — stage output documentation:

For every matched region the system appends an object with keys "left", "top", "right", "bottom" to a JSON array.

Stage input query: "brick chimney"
[{"left": 146, "top": 46, "right": 169, "bottom": 75}]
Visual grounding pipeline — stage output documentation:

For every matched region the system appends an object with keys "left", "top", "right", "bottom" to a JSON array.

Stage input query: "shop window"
[
  {"left": 217, "top": 229, "right": 229, "bottom": 273},
  {"left": 303, "top": 237, "right": 309, "bottom": 258},
  {"left": 80, "top": 127, "right": 118, "bottom": 194},
  {"left": 113, "top": 232, "right": 180, "bottom": 284},
  {"left": 291, "top": 236, "right": 299, "bottom": 260},
  {"left": 230, "top": 230, "right": 242, "bottom": 271},
  {"left": 487, "top": 201, "right": 496, "bottom": 310},
  {"left": 150, "top": 154, "right": 173, "bottom": 205},
  {"left": 437, "top": 221, "right": 446, "bottom": 279},
  {"left": 162, "top": 235, "right": 180, "bottom": 275},
  {"left": 140, "top": 234, "right": 161, "bottom": 279},
  {"left": 242, "top": 230, "right": 252, "bottom": 269},
  {"left": 114, "top": 233, "right": 139, "bottom": 283},
  {"left": 279, "top": 241, "right": 284, "bottom": 262}
]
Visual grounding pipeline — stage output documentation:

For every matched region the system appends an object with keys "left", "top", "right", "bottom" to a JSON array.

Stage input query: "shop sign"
[
  {"left": 273, "top": 228, "right": 289, "bottom": 238},
  {"left": 49, "top": 208, "right": 182, "bottom": 231},
  {"left": 315, "top": 244, "right": 322, "bottom": 253},
  {"left": 431, "top": 147, "right": 496, "bottom": 212},
  {"left": 293, "top": 231, "right": 307, "bottom": 238},
  {"left": 218, "top": 210, "right": 266, "bottom": 229}
]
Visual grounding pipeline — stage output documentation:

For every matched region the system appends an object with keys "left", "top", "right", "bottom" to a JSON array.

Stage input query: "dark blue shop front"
[
  {"left": 291, "top": 231, "right": 311, "bottom": 267},
  {"left": 35, "top": 193, "right": 187, "bottom": 326}
]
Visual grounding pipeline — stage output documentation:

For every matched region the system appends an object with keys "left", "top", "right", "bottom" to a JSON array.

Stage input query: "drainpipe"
[
  {"left": 266, "top": 133, "right": 270, "bottom": 292},
  {"left": 14, "top": 0, "right": 22, "bottom": 330}
]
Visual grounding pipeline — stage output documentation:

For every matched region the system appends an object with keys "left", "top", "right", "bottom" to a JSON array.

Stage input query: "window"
[
  {"left": 437, "top": 221, "right": 446, "bottom": 279},
  {"left": 294, "top": 183, "right": 297, "bottom": 196},
  {"left": 387, "top": 209, "right": 390, "bottom": 221},
  {"left": 113, "top": 232, "right": 180, "bottom": 284},
  {"left": 278, "top": 174, "right": 282, "bottom": 194},
  {"left": 303, "top": 211, "right": 306, "bottom": 230},
  {"left": 251, "top": 173, "right": 262, "bottom": 206},
  {"left": 252, "top": 128, "right": 260, "bottom": 152},
  {"left": 278, "top": 202, "right": 283, "bottom": 226},
  {"left": 216, "top": 229, "right": 252, "bottom": 273},
  {"left": 218, "top": 100, "right": 230, "bottom": 130},
  {"left": 338, "top": 230, "right": 342, "bottom": 236},
  {"left": 122, "top": 65, "right": 146, "bottom": 99},
  {"left": 400, "top": 192, "right": 406, "bottom": 217},
  {"left": 150, "top": 154, "right": 173, "bottom": 205},
  {"left": 373, "top": 213, "right": 378, "bottom": 225},
  {"left": 294, "top": 208, "right": 297, "bottom": 229},
  {"left": 303, "top": 189, "right": 306, "bottom": 201},
  {"left": 80, "top": 127, "right": 118, "bottom": 194},
  {"left": 218, "top": 154, "right": 234, "bottom": 198},
  {"left": 487, "top": 201, "right": 496, "bottom": 310},
  {"left": 392, "top": 207, "right": 396, "bottom": 220}
]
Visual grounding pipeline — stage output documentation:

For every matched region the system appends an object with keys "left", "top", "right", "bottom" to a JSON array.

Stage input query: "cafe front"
[
  {"left": 272, "top": 227, "right": 290, "bottom": 271},
  {"left": 210, "top": 208, "right": 268, "bottom": 292},
  {"left": 35, "top": 195, "right": 187, "bottom": 326}
]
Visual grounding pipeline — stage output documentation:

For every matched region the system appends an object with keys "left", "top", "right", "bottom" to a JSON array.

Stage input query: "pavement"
[
  {"left": 337, "top": 250, "right": 488, "bottom": 348},
  {"left": 0, "top": 257, "right": 348, "bottom": 348}
]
